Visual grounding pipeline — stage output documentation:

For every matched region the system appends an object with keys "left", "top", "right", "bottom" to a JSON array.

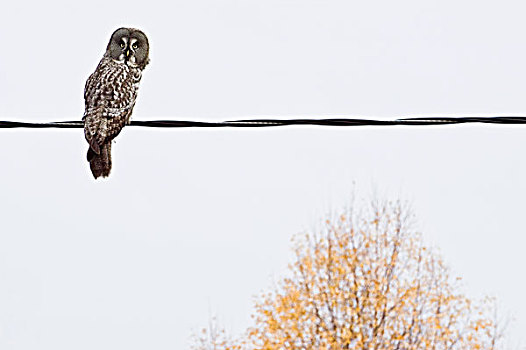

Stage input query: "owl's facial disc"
[
  {"left": 107, "top": 28, "right": 150, "bottom": 68},
  {"left": 113, "top": 37, "right": 138, "bottom": 65}
]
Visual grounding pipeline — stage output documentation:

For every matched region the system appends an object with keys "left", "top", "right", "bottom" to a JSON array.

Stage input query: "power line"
[{"left": 2, "top": 116, "right": 526, "bottom": 129}]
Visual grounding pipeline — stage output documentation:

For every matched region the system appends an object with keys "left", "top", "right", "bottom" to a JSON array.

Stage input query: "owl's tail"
[{"left": 87, "top": 142, "right": 112, "bottom": 179}]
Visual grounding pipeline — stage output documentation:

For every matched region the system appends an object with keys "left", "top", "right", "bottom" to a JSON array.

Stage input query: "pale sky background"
[{"left": 1, "top": 0, "right": 526, "bottom": 349}]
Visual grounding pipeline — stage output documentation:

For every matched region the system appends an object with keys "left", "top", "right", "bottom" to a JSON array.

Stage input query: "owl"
[{"left": 83, "top": 28, "right": 150, "bottom": 179}]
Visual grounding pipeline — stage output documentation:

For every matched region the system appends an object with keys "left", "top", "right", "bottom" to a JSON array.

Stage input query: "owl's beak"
[{"left": 126, "top": 49, "right": 130, "bottom": 57}]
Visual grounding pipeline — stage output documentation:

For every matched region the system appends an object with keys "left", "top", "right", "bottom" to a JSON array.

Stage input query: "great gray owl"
[{"left": 83, "top": 28, "right": 150, "bottom": 179}]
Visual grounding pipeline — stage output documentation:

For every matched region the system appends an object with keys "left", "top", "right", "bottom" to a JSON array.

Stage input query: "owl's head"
[{"left": 106, "top": 28, "right": 149, "bottom": 68}]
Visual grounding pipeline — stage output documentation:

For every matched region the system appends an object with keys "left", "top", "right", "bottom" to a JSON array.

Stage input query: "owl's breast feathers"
[{"left": 83, "top": 57, "right": 143, "bottom": 152}]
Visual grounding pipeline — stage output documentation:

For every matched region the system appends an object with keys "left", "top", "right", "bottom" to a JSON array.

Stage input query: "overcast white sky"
[{"left": 1, "top": 0, "right": 526, "bottom": 348}]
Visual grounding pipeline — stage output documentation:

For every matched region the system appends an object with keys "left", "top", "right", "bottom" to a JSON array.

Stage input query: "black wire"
[{"left": 2, "top": 116, "right": 526, "bottom": 129}]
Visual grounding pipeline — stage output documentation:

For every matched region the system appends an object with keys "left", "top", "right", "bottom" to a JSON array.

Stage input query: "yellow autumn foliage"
[{"left": 192, "top": 199, "right": 501, "bottom": 350}]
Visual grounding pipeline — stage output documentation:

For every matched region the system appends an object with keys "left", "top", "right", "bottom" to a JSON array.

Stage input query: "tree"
[
  {"left": 191, "top": 317, "right": 241, "bottom": 350},
  {"left": 192, "top": 199, "right": 502, "bottom": 350}
]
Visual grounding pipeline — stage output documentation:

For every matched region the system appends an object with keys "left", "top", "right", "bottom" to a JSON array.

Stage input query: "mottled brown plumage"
[{"left": 83, "top": 28, "right": 149, "bottom": 179}]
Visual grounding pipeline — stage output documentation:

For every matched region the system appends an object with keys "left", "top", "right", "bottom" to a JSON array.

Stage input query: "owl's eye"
[
  {"left": 132, "top": 42, "right": 138, "bottom": 49},
  {"left": 120, "top": 41, "right": 125, "bottom": 48}
]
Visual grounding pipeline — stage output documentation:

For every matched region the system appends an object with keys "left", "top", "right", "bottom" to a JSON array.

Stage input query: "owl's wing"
[
  {"left": 84, "top": 110, "right": 102, "bottom": 157},
  {"left": 83, "top": 69, "right": 105, "bottom": 155},
  {"left": 83, "top": 70, "right": 98, "bottom": 105}
]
